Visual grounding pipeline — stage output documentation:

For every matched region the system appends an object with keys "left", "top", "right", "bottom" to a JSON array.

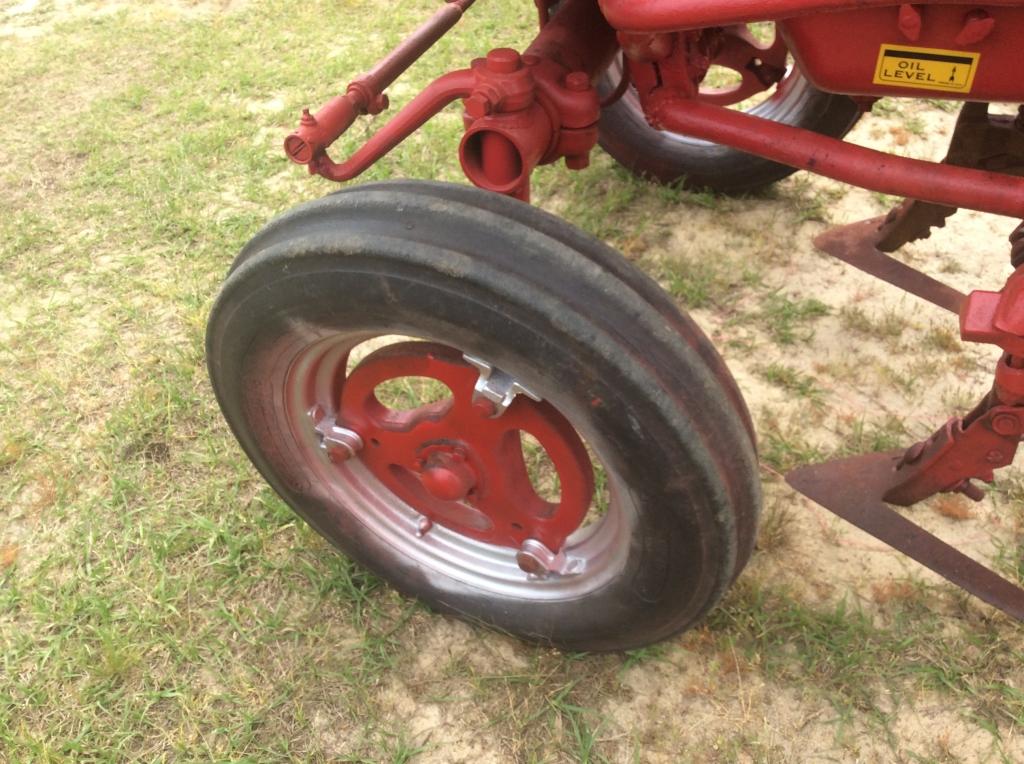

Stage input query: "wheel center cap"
[{"left": 418, "top": 449, "right": 477, "bottom": 502}]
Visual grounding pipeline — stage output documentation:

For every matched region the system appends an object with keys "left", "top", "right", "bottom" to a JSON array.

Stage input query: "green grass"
[
  {"left": 756, "top": 362, "right": 826, "bottom": 405},
  {"left": 657, "top": 252, "right": 761, "bottom": 309},
  {"left": 2, "top": 2, "right": 1024, "bottom": 761},
  {"left": 840, "top": 304, "right": 911, "bottom": 341},
  {"left": 757, "top": 292, "right": 830, "bottom": 344},
  {"left": 710, "top": 581, "right": 1024, "bottom": 724}
]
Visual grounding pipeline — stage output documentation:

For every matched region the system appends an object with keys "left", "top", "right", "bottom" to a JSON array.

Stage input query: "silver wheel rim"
[{"left": 273, "top": 331, "right": 635, "bottom": 601}]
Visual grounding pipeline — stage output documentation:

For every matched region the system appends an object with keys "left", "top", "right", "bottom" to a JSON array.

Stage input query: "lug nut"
[
  {"left": 416, "top": 517, "right": 433, "bottom": 538},
  {"left": 565, "top": 71, "right": 590, "bottom": 92},
  {"left": 321, "top": 427, "right": 363, "bottom": 463}
]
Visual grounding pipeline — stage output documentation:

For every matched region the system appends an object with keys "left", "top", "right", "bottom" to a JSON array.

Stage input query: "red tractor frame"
[{"left": 206, "top": 0, "right": 1024, "bottom": 650}]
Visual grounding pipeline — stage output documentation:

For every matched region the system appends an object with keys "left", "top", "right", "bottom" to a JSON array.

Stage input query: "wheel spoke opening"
[
  {"left": 373, "top": 376, "right": 453, "bottom": 413},
  {"left": 519, "top": 430, "right": 562, "bottom": 504}
]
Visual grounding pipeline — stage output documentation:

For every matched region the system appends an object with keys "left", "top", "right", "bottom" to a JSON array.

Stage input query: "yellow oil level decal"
[{"left": 873, "top": 44, "right": 980, "bottom": 93}]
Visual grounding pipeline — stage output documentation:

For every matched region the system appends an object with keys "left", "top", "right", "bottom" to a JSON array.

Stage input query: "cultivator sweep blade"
[
  {"left": 813, "top": 216, "right": 967, "bottom": 314},
  {"left": 787, "top": 452, "right": 1024, "bottom": 621}
]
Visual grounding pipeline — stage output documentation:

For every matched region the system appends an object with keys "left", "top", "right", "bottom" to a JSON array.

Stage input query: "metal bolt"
[
  {"left": 300, "top": 108, "right": 317, "bottom": 127},
  {"left": 898, "top": 439, "right": 927, "bottom": 468},
  {"left": 565, "top": 71, "right": 590, "bottom": 92},
  {"left": 565, "top": 154, "right": 590, "bottom": 171},
  {"left": 992, "top": 412, "right": 1022, "bottom": 437},
  {"left": 956, "top": 480, "right": 986, "bottom": 501},
  {"left": 516, "top": 539, "right": 585, "bottom": 578},
  {"left": 464, "top": 93, "right": 492, "bottom": 119},
  {"left": 516, "top": 539, "right": 556, "bottom": 577},
  {"left": 486, "top": 48, "right": 522, "bottom": 74},
  {"left": 416, "top": 517, "right": 433, "bottom": 538}
]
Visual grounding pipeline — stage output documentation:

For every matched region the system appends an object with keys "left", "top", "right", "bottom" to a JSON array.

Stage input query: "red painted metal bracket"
[
  {"left": 884, "top": 405, "right": 1024, "bottom": 505},
  {"left": 787, "top": 263, "right": 1024, "bottom": 620},
  {"left": 283, "top": 0, "right": 614, "bottom": 200},
  {"left": 962, "top": 268, "right": 1024, "bottom": 358}
]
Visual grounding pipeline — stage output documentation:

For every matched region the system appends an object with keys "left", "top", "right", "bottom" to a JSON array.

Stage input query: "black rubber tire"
[
  {"left": 206, "top": 181, "right": 761, "bottom": 651},
  {"left": 597, "top": 63, "right": 862, "bottom": 194}
]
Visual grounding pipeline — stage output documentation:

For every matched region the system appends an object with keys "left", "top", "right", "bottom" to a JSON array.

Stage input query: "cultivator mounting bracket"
[
  {"left": 788, "top": 102, "right": 1024, "bottom": 621},
  {"left": 786, "top": 267, "right": 1024, "bottom": 619},
  {"left": 787, "top": 384, "right": 1024, "bottom": 619},
  {"left": 786, "top": 263, "right": 1024, "bottom": 620}
]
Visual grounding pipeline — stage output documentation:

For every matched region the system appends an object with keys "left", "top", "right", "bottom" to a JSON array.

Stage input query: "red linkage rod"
[
  {"left": 284, "top": 0, "right": 477, "bottom": 173},
  {"left": 648, "top": 95, "right": 1024, "bottom": 218}
]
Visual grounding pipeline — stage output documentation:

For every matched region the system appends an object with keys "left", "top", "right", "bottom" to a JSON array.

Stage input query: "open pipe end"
[{"left": 460, "top": 130, "right": 527, "bottom": 194}]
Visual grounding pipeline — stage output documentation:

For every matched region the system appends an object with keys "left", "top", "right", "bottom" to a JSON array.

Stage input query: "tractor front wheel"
[{"left": 206, "top": 181, "right": 761, "bottom": 650}]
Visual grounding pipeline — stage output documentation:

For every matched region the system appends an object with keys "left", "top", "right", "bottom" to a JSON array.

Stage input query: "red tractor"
[{"left": 206, "top": 0, "right": 1024, "bottom": 650}]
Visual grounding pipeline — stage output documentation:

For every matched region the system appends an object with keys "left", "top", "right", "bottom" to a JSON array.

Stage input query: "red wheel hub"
[
  {"left": 337, "top": 342, "right": 595, "bottom": 552},
  {"left": 418, "top": 446, "right": 476, "bottom": 502}
]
